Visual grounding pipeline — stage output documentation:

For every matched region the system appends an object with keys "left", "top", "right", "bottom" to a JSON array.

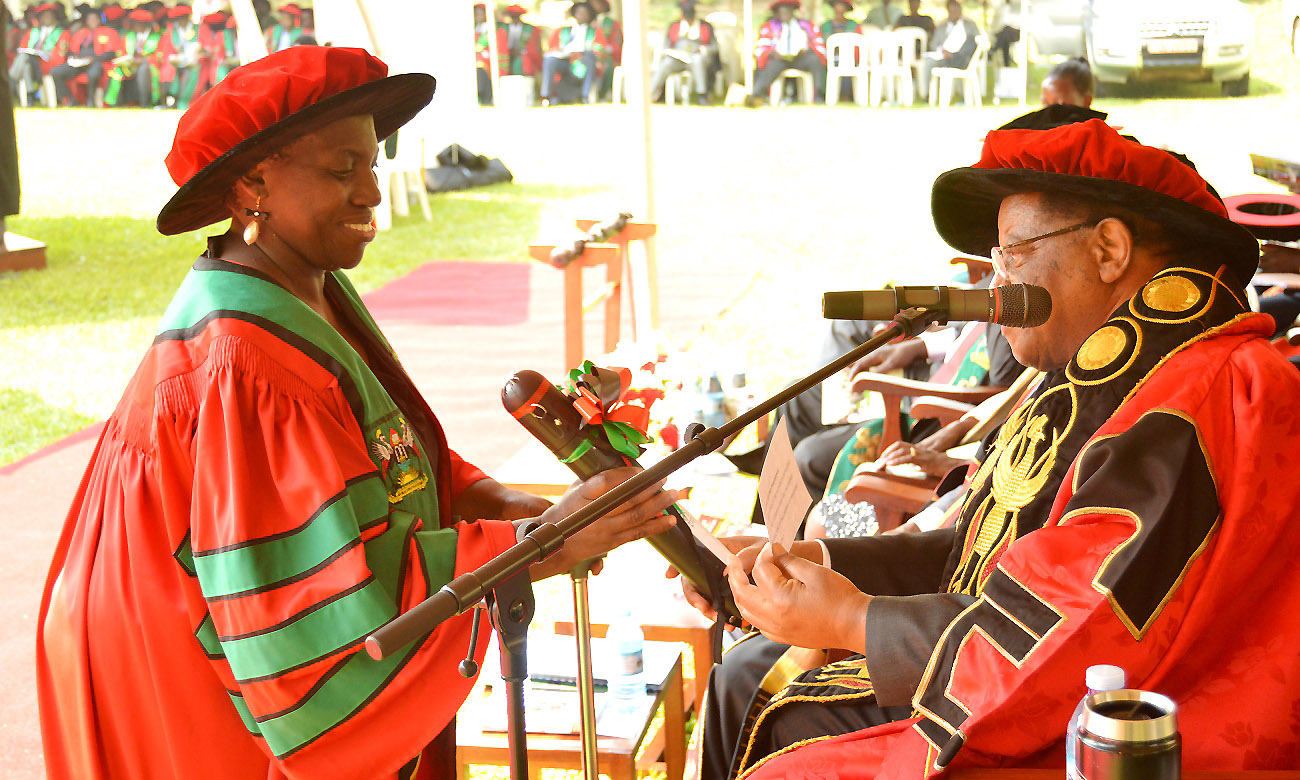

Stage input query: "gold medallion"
[
  {"left": 1141, "top": 274, "right": 1201, "bottom": 313},
  {"left": 1076, "top": 325, "right": 1128, "bottom": 371}
]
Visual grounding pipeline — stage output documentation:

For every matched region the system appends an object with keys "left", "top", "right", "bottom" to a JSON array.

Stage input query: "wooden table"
[{"left": 457, "top": 637, "right": 686, "bottom": 780}]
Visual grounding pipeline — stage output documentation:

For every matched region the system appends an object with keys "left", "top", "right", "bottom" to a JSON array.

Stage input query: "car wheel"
[{"left": 1221, "top": 72, "right": 1250, "bottom": 97}]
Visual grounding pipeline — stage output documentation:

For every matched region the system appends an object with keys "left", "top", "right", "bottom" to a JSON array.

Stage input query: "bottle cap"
[{"left": 1085, "top": 664, "right": 1126, "bottom": 692}]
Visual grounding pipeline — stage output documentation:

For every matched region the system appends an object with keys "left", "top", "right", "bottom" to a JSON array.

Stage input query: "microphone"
[
  {"left": 822, "top": 284, "right": 1053, "bottom": 327},
  {"left": 502, "top": 370, "right": 742, "bottom": 624}
]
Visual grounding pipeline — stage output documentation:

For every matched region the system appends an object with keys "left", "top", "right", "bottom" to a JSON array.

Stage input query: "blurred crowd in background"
[{"left": 6, "top": 0, "right": 314, "bottom": 108}]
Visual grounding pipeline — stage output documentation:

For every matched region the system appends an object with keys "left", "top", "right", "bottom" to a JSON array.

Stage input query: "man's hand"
[
  {"left": 727, "top": 542, "right": 870, "bottom": 653},
  {"left": 848, "top": 338, "right": 927, "bottom": 378},
  {"left": 529, "top": 467, "right": 679, "bottom": 581},
  {"left": 666, "top": 535, "right": 765, "bottom": 623},
  {"left": 876, "top": 440, "right": 970, "bottom": 479}
]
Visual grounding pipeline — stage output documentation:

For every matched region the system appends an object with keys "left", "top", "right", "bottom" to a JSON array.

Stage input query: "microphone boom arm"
[{"left": 364, "top": 307, "right": 945, "bottom": 660}]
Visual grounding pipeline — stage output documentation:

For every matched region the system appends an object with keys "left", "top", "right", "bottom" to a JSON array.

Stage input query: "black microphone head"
[{"left": 997, "top": 284, "right": 1053, "bottom": 328}]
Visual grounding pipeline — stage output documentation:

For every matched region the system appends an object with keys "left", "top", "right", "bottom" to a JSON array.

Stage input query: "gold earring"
[{"left": 243, "top": 198, "right": 266, "bottom": 245}]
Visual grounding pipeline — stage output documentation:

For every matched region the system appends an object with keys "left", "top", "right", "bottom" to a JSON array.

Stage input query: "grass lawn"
[
  {"left": 3, "top": 0, "right": 1299, "bottom": 467},
  {"left": 0, "top": 183, "right": 599, "bottom": 463}
]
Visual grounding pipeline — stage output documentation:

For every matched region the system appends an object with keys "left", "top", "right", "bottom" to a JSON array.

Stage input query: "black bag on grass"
[{"left": 424, "top": 144, "right": 513, "bottom": 193}]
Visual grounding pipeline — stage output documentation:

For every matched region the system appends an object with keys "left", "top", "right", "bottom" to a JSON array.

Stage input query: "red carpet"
[
  {"left": 0, "top": 253, "right": 755, "bottom": 779},
  {"left": 361, "top": 261, "right": 531, "bottom": 326}
]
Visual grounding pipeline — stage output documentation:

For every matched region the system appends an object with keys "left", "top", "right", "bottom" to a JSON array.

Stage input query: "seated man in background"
[
  {"left": 159, "top": 4, "right": 200, "bottom": 109},
  {"left": 9, "top": 3, "right": 64, "bottom": 104},
  {"left": 195, "top": 10, "right": 239, "bottom": 94},
  {"left": 1041, "top": 56, "right": 1094, "bottom": 107},
  {"left": 988, "top": 0, "right": 1020, "bottom": 67},
  {"left": 893, "top": 0, "right": 934, "bottom": 60},
  {"left": 691, "top": 119, "right": 1300, "bottom": 778},
  {"left": 590, "top": 0, "right": 622, "bottom": 99},
  {"left": 497, "top": 4, "right": 543, "bottom": 81},
  {"left": 263, "top": 2, "right": 301, "bottom": 52},
  {"left": 894, "top": 0, "right": 934, "bottom": 38},
  {"left": 104, "top": 8, "right": 161, "bottom": 107},
  {"left": 750, "top": 0, "right": 825, "bottom": 106},
  {"left": 50, "top": 6, "right": 120, "bottom": 107},
  {"left": 474, "top": 3, "right": 494, "bottom": 105},
  {"left": 650, "top": 0, "right": 717, "bottom": 105},
  {"left": 541, "top": 1, "right": 608, "bottom": 105},
  {"left": 916, "top": 0, "right": 978, "bottom": 101},
  {"left": 864, "top": 0, "right": 902, "bottom": 30}
]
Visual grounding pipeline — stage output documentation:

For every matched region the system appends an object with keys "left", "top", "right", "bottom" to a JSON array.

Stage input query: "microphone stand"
[
  {"left": 364, "top": 307, "right": 945, "bottom": 780},
  {"left": 569, "top": 558, "right": 601, "bottom": 778}
]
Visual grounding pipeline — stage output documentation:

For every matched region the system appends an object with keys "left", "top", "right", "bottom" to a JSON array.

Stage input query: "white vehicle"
[{"left": 1021, "top": 0, "right": 1254, "bottom": 96}]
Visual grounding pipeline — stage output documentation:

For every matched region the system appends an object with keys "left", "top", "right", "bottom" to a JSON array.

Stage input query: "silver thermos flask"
[{"left": 1074, "top": 689, "right": 1181, "bottom": 779}]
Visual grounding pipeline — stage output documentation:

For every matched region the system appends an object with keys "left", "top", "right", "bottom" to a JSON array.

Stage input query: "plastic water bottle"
[
  {"left": 702, "top": 373, "right": 727, "bottom": 428},
  {"left": 606, "top": 608, "right": 645, "bottom": 716},
  {"left": 1066, "top": 664, "right": 1126, "bottom": 779}
]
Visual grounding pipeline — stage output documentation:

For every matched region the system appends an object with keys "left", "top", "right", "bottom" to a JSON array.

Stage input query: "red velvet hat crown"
[
  {"left": 167, "top": 5, "right": 191, "bottom": 19},
  {"left": 932, "top": 119, "right": 1259, "bottom": 287},
  {"left": 127, "top": 8, "right": 154, "bottom": 23},
  {"left": 156, "top": 46, "right": 435, "bottom": 235},
  {"left": 201, "top": 10, "right": 227, "bottom": 25},
  {"left": 505, "top": 4, "right": 528, "bottom": 14},
  {"left": 279, "top": 3, "right": 302, "bottom": 16},
  {"left": 102, "top": 5, "right": 125, "bottom": 22}
]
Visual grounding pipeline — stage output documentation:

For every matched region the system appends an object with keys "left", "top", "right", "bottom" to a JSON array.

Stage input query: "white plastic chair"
[
  {"left": 497, "top": 74, "right": 536, "bottom": 108},
  {"left": 610, "top": 64, "right": 626, "bottom": 103},
  {"left": 824, "top": 32, "right": 871, "bottom": 106},
  {"left": 664, "top": 68, "right": 692, "bottom": 104},
  {"left": 768, "top": 67, "right": 815, "bottom": 104},
  {"left": 374, "top": 131, "right": 430, "bottom": 231},
  {"left": 929, "top": 34, "right": 989, "bottom": 108},
  {"left": 870, "top": 29, "right": 921, "bottom": 106}
]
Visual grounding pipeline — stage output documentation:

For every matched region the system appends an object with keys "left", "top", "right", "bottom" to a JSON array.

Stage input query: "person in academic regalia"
[
  {"left": 49, "top": 6, "right": 122, "bottom": 106},
  {"left": 684, "top": 119, "right": 1300, "bottom": 779},
  {"left": 473, "top": 3, "right": 493, "bottom": 104},
  {"left": 195, "top": 10, "right": 238, "bottom": 94},
  {"left": 751, "top": 0, "right": 826, "bottom": 105},
  {"left": 264, "top": 2, "right": 301, "bottom": 52},
  {"left": 159, "top": 4, "right": 202, "bottom": 109},
  {"left": 588, "top": 0, "right": 621, "bottom": 99},
  {"left": 650, "top": 0, "right": 717, "bottom": 104},
  {"left": 540, "top": 1, "right": 609, "bottom": 105},
  {"left": 496, "top": 4, "right": 542, "bottom": 78},
  {"left": 9, "top": 3, "right": 64, "bottom": 104},
  {"left": 821, "top": 0, "right": 859, "bottom": 37},
  {"left": 104, "top": 8, "right": 163, "bottom": 106},
  {"left": 36, "top": 45, "right": 678, "bottom": 780}
]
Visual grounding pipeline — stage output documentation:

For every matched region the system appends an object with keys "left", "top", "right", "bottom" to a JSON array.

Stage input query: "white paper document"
[{"left": 757, "top": 417, "right": 813, "bottom": 550}]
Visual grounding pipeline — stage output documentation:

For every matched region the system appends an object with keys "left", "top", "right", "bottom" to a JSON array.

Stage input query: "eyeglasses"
[{"left": 990, "top": 221, "right": 1096, "bottom": 277}]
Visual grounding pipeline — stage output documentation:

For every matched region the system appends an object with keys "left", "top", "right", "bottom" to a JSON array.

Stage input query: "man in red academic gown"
[{"left": 691, "top": 120, "right": 1300, "bottom": 778}]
